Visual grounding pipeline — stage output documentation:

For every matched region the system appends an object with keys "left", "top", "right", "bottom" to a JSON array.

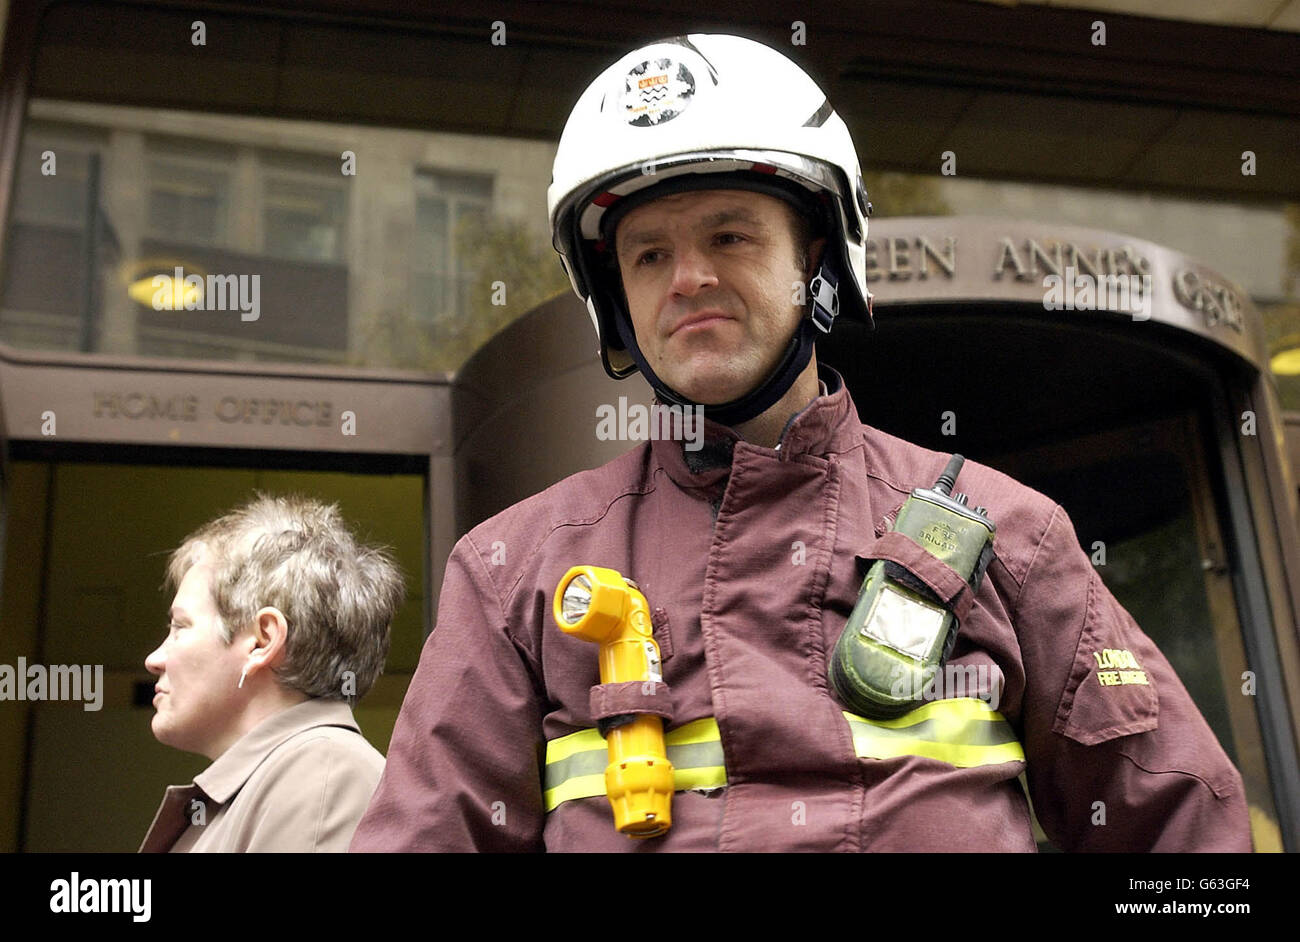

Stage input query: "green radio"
[{"left": 830, "top": 455, "right": 996, "bottom": 719}]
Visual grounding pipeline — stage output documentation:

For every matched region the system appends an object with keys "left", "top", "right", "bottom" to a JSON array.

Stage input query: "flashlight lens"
[{"left": 560, "top": 574, "right": 594, "bottom": 624}]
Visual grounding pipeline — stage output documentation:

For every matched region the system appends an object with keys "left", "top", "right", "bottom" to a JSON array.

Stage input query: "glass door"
[{"left": 988, "top": 411, "right": 1284, "bottom": 852}]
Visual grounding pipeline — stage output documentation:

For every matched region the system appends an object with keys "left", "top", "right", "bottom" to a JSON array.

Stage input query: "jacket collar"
[
  {"left": 652, "top": 364, "right": 862, "bottom": 491},
  {"left": 193, "top": 698, "right": 362, "bottom": 804}
]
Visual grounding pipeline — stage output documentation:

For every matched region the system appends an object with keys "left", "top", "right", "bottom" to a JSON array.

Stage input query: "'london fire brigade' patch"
[
  {"left": 622, "top": 57, "right": 696, "bottom": 126},
  {"left": 1093, "top": 647, "right": 1149, "bottom": 687}
]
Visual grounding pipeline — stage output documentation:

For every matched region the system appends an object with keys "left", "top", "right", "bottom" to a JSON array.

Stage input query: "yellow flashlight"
[{"left": 553, "top": 565, "right": 673, "bottom": 838}]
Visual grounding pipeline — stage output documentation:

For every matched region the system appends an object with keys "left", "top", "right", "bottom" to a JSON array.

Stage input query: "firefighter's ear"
[{"left": 806, "top": 237, "right": 827, "bottom": 281}]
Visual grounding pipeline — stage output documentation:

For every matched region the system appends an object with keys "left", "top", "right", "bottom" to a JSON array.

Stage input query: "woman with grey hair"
[{"left": 139, "top": 493, "right": 404, "bottom": 852}]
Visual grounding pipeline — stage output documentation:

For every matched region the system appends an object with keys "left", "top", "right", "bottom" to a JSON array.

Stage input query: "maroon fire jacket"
[{"left": 352, "top": 369, "right": 1251, "bottom": 852}]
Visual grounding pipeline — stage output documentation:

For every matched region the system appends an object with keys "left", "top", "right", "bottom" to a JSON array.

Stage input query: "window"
[
  {"left": 3, "top": 2, "right": 562, "bottom": 369},
  {"left": 11, "top": 129, "right": 100, "bottom": 228},
  {"left": 1, "top": 125, "right": 113, "bottom": 350},
  {"left": 145, "top": 151, "right": 232, "bottom": 248},
  {"left": 261, "top": 152, "right": 347, "bottom": 264},
  {"left": 413, "top": 170, "right": 493, "bottom": 329}
]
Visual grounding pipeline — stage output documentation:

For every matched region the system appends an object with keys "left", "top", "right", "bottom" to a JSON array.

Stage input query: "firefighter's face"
[{"left": 614, "top": 189, "right": 820, "bottom": 405}]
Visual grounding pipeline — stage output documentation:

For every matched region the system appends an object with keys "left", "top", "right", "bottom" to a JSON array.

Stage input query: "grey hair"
[{"left": 165, "top": 493, "right": 405, "bottom": 701}]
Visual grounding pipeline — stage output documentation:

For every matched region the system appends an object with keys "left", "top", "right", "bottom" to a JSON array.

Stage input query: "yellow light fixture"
[
  {"left": 121, "top": 259, "right": 207, "bottom": 311},
  {"left": 1270, "top": 334, "right": 1300, "bottom": 376}
]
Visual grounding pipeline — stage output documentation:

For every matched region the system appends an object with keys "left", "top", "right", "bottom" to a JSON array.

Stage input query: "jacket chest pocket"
[{"left": 1052, "top": 569, "right": 1159, "bottom": 745}]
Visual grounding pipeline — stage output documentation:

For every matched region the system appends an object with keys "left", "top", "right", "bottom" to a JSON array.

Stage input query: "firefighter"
[{"left": 352, "top": 34, "right": 1250, "bottom": 852}]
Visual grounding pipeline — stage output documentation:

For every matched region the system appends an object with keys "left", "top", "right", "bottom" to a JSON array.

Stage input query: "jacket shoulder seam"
[
  {"left": 1013, "top": 503, "right": 1065, "bottom": 615},
  {"left": 233, "top": 731, "right": 369, "bottom": 828},
  {"left": 462, "top": 530, "right": 532, "bottom": 659},
  {"left": 494, "top": 477, "right": 660, "bottom": 610},
  {"left": 253, "top": 726, "right": 372, "bottom": 778}
]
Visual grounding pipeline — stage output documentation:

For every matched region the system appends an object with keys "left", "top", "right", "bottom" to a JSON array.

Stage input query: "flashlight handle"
[
  {"left": 596, "top": 600, "right": 672, "bottom": 837},
  {"left": 603, "top": 715, "right": 673, "bottom": 837}
]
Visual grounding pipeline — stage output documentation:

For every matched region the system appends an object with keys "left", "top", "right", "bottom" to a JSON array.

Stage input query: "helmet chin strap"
[{"left": 611, "top": 259, "right": 839, "bottom": 428}]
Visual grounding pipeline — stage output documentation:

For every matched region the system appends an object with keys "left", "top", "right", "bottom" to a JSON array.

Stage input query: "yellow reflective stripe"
[
  {"left": 850, "top": 696, "right": 1002, "bottom": 729},
  {"left": 673, "top": 764, "right": 727, "bottom": 791},
  {"left": 542, "top": 718, "right": 721, "bottom": 765},
  {"left": 666, "top": 716, "right": 722, "bottom": 746},
  {"left": 545, "top": 726, "right": 605, "bottom": 763},
  {"left": 545, "top": 773, "right": 608, "bottom": 811},
  {"left": 543, "top": 718, "right": 727, "bottom": 812},
  {"left": 851, "top": 737, "right": 1026, "bottom": 767},
  {"left": 843, "top": 698, "right": 1025, "bottom": 768},
  {"left": 542, "top": 699, "right": 1023, "bottom": 812}
]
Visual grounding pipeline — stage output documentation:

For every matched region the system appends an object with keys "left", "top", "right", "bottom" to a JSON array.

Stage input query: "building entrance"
[
  {"left": 0, "top": 456, "right": 425, "bottom": 851},
  {"left": 820, "top": 299, "right": 1289, "bottom": 851}
]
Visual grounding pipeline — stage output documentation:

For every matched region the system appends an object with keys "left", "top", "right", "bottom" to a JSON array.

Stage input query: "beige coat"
[{"left": 140, "top": 698, "right": 383, "bottom": 852}]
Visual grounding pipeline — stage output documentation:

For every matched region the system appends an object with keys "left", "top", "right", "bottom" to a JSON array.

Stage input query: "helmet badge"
[{"left": 621, "top": 57, "right": 696, "bottom": 127}]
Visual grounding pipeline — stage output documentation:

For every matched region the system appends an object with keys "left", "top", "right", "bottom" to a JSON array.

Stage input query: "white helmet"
[{"left": 548, "top": 34, "right": 872, "bottom": 421}]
